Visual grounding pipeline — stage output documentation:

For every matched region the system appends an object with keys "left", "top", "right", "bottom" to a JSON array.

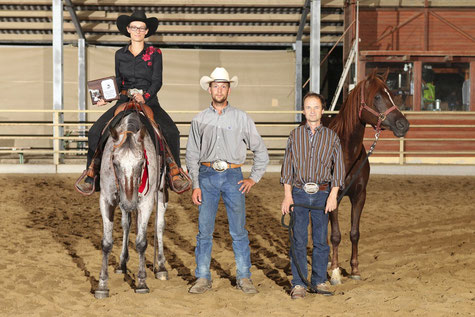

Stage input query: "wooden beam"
[
  {"left": 413, "top": 61, "right": 422, "bottom": 111},
  {"left": 470, "top": 61, "right": 475, "bottom": 111},
  {"left": 360, "top": 50, "right": 475, "bottom": 57}
]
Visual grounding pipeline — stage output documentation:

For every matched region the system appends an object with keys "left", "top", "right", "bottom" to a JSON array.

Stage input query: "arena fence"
[{"left": 0, "top": 109, "right": 474, "bottom": 167}]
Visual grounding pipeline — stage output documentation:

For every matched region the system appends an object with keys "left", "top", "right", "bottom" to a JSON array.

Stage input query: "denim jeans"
[
  {"left": 290, "top": 187, "right": 330, "bottom": 287},
  {"left": 195, "top": 165, "right": 251, "bottom": 280}
]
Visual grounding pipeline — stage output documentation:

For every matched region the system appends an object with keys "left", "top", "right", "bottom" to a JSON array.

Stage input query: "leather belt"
[
  {"left": 201, "top": 161, "right": 243, "bottom": 172},
  {"left": 302, "top": 182, "right": 329, "bottom": 194}
]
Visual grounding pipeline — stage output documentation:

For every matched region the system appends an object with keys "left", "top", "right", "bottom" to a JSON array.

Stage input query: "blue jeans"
[
  {"left": 195, "top": 165, "right": 251, "bottom": 280},
  {"left": 290, "top": 187, "right": 330, "bottom": 287}
]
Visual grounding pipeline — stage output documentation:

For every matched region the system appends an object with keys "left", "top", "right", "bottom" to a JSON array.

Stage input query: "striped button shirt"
[{"left": 280, "top": 123, "right": 345, "bottom": 189}]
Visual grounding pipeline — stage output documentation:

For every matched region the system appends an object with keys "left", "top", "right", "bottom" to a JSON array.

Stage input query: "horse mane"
[{"left": 329, "top": 73, "right": 388, "bottom": 139}]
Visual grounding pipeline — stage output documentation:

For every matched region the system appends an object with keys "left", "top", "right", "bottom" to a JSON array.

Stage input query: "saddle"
[{"left": 75, "top": 101, "right": 191, "bottom": 196}]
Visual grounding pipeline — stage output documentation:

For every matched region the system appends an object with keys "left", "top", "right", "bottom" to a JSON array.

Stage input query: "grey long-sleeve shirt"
[{"left": 185, "top": 104, "right": 269, "bottom": 189}]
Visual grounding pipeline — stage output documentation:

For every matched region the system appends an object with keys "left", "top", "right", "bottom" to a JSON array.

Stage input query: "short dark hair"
[{"left": 302, "top": 92, "right": 326, "bottom": 110}]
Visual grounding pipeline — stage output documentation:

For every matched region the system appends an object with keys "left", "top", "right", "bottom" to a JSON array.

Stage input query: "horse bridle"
[
  {"left": 358, "top": 82, "right": 398, "bottom": 132},
  {"left": 111, "top": 130, "right": 150, "bottom": 196}
]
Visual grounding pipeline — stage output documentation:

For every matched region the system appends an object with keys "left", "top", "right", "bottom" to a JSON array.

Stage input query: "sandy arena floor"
[{"left": 0, "top": 173, "right": 474, "bottom": 316}]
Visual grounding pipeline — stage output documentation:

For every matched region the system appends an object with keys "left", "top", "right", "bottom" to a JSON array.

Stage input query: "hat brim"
[
  {"left": 117, "top": 15, "right": 159, "bottom": 38},
  {"left": 200, "top": 76, "right": 238, "bottom": 90}
]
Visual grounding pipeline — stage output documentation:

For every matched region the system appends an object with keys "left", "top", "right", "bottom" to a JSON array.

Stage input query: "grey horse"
[{"left": 94, "top": 112, "right": 168, "bottom": 299}]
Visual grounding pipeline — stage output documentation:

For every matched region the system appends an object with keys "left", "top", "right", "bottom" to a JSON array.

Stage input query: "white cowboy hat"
[{"left": 200, "top": 67, "right": 238, "bottom": 90}]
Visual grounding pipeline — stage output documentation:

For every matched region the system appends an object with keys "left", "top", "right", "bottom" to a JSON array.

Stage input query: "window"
[{"left": 421, "top": 63, "right": 470, "bottom": 111}]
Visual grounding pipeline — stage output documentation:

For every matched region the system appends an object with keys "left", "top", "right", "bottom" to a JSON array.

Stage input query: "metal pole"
[
  {"left": 295, "top": 40, "right": 303, "bottom": 123},
  {"left": 354, "top": 0, "right": 359, "bottom": 84},
  {"left": 52, "top": 0, "right": 64, "bottom": 165},
  {"left": 310, "top": 0, "right": 321, "bottom": 93},
  {"left": 78, "top": 38, "right": 87, "bottom": 146}
]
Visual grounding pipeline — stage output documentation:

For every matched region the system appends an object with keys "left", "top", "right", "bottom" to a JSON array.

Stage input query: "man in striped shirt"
[{"left": 281, "top": 92, "right": 345, "bottom": 299}]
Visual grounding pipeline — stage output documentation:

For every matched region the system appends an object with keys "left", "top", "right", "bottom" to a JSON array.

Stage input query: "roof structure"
[{"left": 0, "top": 0, "right": 345, "bottom": 46}]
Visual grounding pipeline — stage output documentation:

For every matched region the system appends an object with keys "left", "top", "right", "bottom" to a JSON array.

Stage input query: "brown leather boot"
[{"left": 166, "top": 157, "right": 191, "bottom": 193}]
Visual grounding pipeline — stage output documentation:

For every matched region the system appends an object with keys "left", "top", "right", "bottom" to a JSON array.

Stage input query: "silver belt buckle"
[
  {"left": 211, "top": 160, "right": 228, "bottom": 172},
  {"left": 127, "top": 88, "right": 144, "bottom": 98},
  {"left": 303, "top": 182, "right": 319, "bottom": 194}
]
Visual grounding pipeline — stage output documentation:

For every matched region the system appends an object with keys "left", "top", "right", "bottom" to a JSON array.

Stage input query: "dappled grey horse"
[{"left": 94, "top": 112, "right": 168, "bottom": 299}]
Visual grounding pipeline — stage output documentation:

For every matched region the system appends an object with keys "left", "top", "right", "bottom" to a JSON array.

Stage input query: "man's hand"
[
  {"left": 281, "top": 195, "right": 294, "bottom": 215},
  {"left": 192, "top": 188, "right": 202, "bottom": 205},
  {"left": 325, "top": 187, "right": 340, "bottom": 214},
  {"left": 237, "top": 178, "right": 256, "bottom": 194}
]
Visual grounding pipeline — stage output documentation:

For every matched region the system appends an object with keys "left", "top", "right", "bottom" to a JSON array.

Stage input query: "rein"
[{"left": 358, "top": 83, "right": 398, "bottom": 132}]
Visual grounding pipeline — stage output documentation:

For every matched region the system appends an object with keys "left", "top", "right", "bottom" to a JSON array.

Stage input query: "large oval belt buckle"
[
  {"left": 211, "top": 160, "right": 228, "bottom": 172},
  {"left": 303, "top": 182, "right": 319, "bottom": 194}
]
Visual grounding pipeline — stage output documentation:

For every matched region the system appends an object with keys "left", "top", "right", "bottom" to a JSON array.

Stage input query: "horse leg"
[
  {"left": 154, "top": 191, "right": 169, "bottom": 280},
  {"left": 329, "top": 207, "right": 343, "bottom": 285},
  {"left": 95, "top": 199, "right": 115, "bottom": 299},
  {"left": 115, "top": 210, "right": 131, "bottom": 274},
  {"left": 349, "top": 190, "right": 366, "bottom": 280},
  {"left": 134, "top": 205, "right": 152, "bottom": 293}
]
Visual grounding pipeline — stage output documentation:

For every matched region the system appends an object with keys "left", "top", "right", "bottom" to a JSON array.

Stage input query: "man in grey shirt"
[{"left": 186, "top": 67, "right": 269, "bottom": 294}]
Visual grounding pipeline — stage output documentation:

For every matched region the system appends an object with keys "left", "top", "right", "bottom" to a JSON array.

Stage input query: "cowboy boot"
[{"left": 166, "top": 157, "right": 191, "bottom": 193}]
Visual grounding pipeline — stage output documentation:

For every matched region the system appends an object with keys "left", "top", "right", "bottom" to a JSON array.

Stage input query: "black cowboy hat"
[{"left": 116, "top": 10, "right": 158, "bottom": 38}]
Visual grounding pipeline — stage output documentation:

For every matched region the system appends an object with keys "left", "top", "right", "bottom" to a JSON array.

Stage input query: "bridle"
[
  {"left": 358, "top": 82, "right": 398, "bottom": 132},
  {"left": 111, "top": 130, "right": 150, "bottom": 196}
]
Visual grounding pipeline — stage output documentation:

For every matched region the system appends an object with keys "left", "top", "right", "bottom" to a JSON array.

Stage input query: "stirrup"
[{"left": 74, "top": 169, "right": 96, "bottom": 196}]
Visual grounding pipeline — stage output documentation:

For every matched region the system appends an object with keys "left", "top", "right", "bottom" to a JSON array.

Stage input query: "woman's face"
[{"left": 127, "top": 21, "right": 148, "bottom": 42}]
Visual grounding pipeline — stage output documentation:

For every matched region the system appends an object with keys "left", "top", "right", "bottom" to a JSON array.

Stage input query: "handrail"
[{"left": 0, "top": 109, "right": 474, "bottom": 166}]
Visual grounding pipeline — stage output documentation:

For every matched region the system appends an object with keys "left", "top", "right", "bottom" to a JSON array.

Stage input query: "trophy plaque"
[{"left": 87, "top": 76, "right": 119, "bottom": 105}]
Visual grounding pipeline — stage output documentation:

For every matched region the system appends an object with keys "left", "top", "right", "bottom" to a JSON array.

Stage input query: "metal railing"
[{"left": 1, "top": 109, "right": 474, "bottom": 166}]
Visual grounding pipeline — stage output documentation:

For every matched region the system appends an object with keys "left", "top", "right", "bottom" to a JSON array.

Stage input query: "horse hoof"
[
  {"left": 155, "top": 271, "right": 168, "bottom": 280},
  {"left": 94, "top": 289, "right": 109, "bottom": 299},
  {"left": 115, "top": 268, "right": 126, "bottom": 274},
  {"left": 135, "top": 287, "right": 150, "bottom": 294},
  {"left": 349, "top": 274, "right": 361, "bottom": 280},
  {"left": 330, "top": 278, "right": 342, "bottom": 285}
]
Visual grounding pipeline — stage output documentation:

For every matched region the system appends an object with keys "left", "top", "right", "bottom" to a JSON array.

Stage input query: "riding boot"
[
  {"left": 166, "top": 155, "right": 191, "bottom": 194},
  {"left": 75, "top": 158, "right": 101, "bottom": 195}
]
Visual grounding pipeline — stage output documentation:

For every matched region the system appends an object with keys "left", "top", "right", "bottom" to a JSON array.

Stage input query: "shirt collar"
[
  {"left": 305, "top": 122, "right": 323, "bottom": 134},
  {"left": 209, "top": 102, "right": 232, "bottom": 113}
]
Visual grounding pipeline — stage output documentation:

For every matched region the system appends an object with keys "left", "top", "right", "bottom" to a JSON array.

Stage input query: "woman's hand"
[
  {"left": 133, "top": 93, "right": 145, "bottom": 104},
  {"left": 95, "top": 99, "right": 107, "bottom": 106}
]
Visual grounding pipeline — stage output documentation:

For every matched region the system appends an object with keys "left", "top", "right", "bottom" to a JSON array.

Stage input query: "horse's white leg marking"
[{"left": 330, "top": 267, "right": 342, "bottom": 285}]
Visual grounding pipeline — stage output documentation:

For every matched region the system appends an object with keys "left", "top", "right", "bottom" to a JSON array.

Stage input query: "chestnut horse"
[{"left": 325, "top": 72, "right": 410, "bottom": 285}]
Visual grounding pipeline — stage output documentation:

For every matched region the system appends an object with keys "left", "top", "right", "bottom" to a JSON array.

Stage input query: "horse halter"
[{"left": 358, "top": 83, "right": 398, "bottom": 132}]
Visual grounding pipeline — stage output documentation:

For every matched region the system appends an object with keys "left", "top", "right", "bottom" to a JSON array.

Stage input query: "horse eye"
[{"left": 375, "top": 95, "right": 381, "bottom": 100}]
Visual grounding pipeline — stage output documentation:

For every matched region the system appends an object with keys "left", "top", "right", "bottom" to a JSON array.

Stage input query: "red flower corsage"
[
  {"left": 144, "top": 92, "right": 151, "bottom": 99},
  {"left": 148, "top": 61, "right": 152, "bottom": 66}
]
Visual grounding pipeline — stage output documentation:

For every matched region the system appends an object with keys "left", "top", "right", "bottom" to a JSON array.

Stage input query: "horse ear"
[
  {"left": 368, "top": 68, "right": 378, "bottom": 80},
  {"left": 138, "top": 126, "right": 147, "bottom": 143},
  {"left": 382, "top": 67, "right": 390, "bottom": 82},
  {"left": 110, "top": 127, "right": 119, "bottom": 141}
]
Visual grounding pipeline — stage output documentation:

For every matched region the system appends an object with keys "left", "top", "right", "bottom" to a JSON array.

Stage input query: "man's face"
[
  {"left": 127, "top": 21, "right": 148, "bottom": 41},
  {"left": 208, "top": 82, "right": 230, "bottom": 103},
  {"left": 302, "top": 96, "right": 324, "bottom": 124}
]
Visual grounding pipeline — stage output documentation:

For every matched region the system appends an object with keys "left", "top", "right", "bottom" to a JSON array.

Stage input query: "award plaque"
[{"left": 87, "top": 76, "right": 119, "bottom": 105}]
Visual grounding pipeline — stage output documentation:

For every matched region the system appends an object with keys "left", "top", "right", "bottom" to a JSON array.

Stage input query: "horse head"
[
  {"left": 358, "top": 72, "right": 410, "bottom": 137},
  {"left": 110, "top": 114, "right": 147, "bottom": 212}
]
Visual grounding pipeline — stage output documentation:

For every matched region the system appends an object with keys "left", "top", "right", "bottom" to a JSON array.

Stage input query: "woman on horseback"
[{"left": 76, "top": 10, "right": 186, "bottom": 194}]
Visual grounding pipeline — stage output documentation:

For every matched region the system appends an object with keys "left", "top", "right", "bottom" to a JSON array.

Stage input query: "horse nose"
[{"left": 395, "top": 118, "right": 410, "bottom": 133}]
